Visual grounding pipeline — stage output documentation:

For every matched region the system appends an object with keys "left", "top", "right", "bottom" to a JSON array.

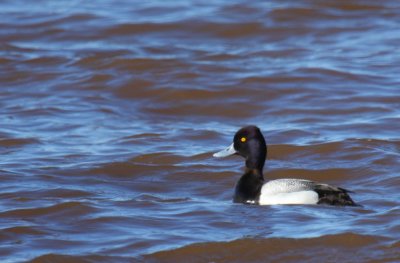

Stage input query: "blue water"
[{"left": 1, "top": 1, "right": 400, "bottom": 262}]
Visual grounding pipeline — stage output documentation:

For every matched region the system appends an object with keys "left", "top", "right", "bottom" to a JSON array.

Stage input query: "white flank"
[
  {"left": 260, "top": 182, "right": 318, "bottom": 205},
  {"left": 259, "top": 190, "right": 319, "bottom": 205},
  {"left": 258, "top": 179, "right": 319, "bottom": 204}
]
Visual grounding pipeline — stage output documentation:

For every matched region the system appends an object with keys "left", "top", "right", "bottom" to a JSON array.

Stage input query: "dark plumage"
[{"left": 214, "top": 126, "right": 359, "bottom": 206}]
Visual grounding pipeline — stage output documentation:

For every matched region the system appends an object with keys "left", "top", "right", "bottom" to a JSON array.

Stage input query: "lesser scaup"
[{"left": 213, "top": 125, "right": 359, "bottom": 206}]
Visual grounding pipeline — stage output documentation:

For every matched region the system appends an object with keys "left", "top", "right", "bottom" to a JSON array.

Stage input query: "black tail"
[{"left": 315, "top": 187, "right": 361, "bottom": 207}]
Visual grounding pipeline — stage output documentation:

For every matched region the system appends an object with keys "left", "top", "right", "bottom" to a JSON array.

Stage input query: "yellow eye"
[{"left": 240, "top": 137, "right": 247, "bottom": 143}]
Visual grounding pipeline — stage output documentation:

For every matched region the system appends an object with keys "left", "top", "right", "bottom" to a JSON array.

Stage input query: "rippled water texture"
[{"left": 1, "top": 0, "right": 400, "bottom": 262}]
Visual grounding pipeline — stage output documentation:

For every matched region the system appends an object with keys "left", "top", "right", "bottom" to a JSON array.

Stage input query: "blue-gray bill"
[{"left": 213, "top": 143, "right": 236, "bottom": 158}]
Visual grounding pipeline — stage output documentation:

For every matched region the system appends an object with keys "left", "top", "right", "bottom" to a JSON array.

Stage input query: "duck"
[{"left": 213, "top": 125, "right": 359, "bottom": 206}]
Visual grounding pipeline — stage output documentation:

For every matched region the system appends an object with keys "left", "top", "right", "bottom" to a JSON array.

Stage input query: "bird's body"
[{"left": 213, "top": 126, "right": 359, "bottom": 206}]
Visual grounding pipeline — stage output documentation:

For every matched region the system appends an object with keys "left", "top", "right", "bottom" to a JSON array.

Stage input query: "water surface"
[{"left": 1, "top": 0, "right": 400, "bottom": 262}]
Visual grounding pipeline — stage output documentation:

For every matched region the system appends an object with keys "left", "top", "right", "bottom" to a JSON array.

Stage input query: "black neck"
[{"left": 245, "top": 145, "right": 266, "bottom": 174}]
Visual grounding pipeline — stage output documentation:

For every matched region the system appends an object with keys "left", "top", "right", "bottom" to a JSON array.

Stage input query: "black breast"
[{"left": 233, "top": 171, "right": 264, "bottom": 204}]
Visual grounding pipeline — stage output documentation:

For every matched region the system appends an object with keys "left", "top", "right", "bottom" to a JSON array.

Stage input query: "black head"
[
  {"left": 213, "top": 125, "right": 267, "bottom": 172},
  {"left": 233, "top": 126, "right": 267, "bottom": 171}
]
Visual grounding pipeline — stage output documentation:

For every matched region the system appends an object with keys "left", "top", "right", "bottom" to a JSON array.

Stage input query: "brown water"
[{"left": 1, "top": 0, "right": 400, "bottom": 262}]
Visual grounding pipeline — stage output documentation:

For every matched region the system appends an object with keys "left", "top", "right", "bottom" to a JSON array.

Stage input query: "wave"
[{"left": 144, "top": 233, "right": 398, "bottom": 263}]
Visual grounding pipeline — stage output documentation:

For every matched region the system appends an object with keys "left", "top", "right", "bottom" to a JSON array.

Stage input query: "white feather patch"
[{"left": 259, "top": 190, "right": 319, "bottom": 205}]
